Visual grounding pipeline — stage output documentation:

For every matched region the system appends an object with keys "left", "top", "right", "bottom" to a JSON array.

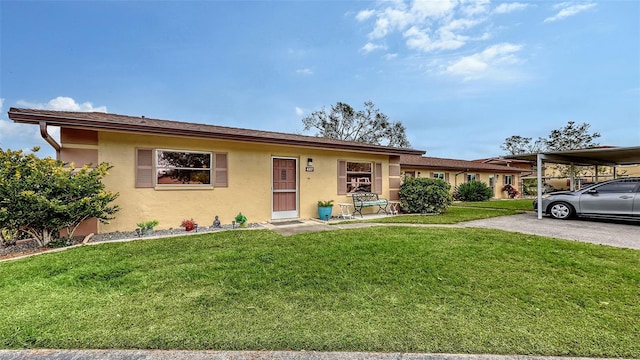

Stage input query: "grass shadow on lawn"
[{"left": 0, "top": 227, "right": 638, "bottom": 357}]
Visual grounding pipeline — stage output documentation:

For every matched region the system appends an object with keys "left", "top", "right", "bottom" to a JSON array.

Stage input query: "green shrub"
[
  {"left": 234, "top": 213, "right": 247, "bottom": 225},
  {"left": 399, "top": 177, "right": 453, "bottom": 214},
  {"left": 136, "top": 220, "right": 159, "bottom": 231},
  {"left": 454, "top": 180, "right": 494, "bottom": 201}
]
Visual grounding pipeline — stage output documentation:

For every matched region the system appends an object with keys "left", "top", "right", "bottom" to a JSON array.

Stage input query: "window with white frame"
[
  {"left": 433, "top": 172, "right": 445, "bottom": 180},
  {"left": 156, "top": 150, "right": 212, "bottom": 185},
  {"left": 466, "top": 174, "right": 477, "bottom": 182},
  {"left": 504, "top": 175, "right": 513, "bottom": 185}
]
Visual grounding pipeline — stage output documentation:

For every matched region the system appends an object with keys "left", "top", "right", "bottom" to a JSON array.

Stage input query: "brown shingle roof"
[
  {"left": 400, "top": 155, "right": 527, "bottom": 173},
  {"left": 8, "top": 108, "right": 425, "bottom": 156}
]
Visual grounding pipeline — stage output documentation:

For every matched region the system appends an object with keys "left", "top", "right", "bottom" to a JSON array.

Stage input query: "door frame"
[{"left": 271, "top": 156, "right": 299, "bottom": 220}]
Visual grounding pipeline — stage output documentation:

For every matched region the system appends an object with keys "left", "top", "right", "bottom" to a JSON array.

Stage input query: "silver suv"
[{"left": 534, "top": 177, "right": 640, "bottom": 220}]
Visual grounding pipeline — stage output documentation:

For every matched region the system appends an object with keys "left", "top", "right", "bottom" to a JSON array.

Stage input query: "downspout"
[
  {"left": 39, "top": 121, "right": 61, "bottom": 160},
  {"left": 454, "top": 169, "right": 468, "bottom": 187}
]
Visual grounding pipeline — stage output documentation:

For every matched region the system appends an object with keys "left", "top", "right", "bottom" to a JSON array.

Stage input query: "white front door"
[{"left": 271, "top": 157, "right": 299, "bottom": 219}]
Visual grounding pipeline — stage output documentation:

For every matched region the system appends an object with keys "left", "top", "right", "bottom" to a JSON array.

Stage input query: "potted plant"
[
  {"left": 136, "top": 220, "right": 159, "bottom": 235},
  {"left": 181, "top": 218, "right": 196, "bottom": 232},
  {"left": 317, "top": 200, "right": 334, "bottom": 221},
  {"left": 235, "top": 212, "right": 248, "bottom": 228}
]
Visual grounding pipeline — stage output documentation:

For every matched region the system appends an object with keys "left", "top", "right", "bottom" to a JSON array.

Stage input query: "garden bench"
[{"left": 351, "top": 192, "right": 388, "bottom": 218}]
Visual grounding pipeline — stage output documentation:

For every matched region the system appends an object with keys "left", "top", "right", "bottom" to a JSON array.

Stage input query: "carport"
[{"left": 506, "top": 146, "right": 640, "bottom": 219}]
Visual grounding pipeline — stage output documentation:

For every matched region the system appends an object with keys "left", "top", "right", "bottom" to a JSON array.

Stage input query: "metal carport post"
[
  {"left": 506, "top": 146, "right": 640, "bottom": 220},
  {"left": 537, "top": 153, "right": 544, "bottom": 219}
]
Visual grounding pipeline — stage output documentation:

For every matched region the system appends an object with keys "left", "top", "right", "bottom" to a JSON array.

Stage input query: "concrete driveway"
[
  {"left": 460, "top": 212, "right": 640, "bottom": 250},
  {"left": 267, "top": 213, "right": 639, "bottom": 250}
]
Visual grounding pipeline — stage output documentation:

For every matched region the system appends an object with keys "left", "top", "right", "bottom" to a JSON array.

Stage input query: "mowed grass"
[
  {"left": 451, "top": 199, "right": 534, "bottom": 211},
  {"left": 361, "top": 207, "right": 522, "bottom": 224},
  {"left": 1, "top": 227, "right": 638, "bottom": 357}
]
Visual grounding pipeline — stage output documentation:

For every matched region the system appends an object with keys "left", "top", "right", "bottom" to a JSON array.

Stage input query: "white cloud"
[
  {"left": 411, "top": 0, "right": 457, "bottom": 19},
  {"left": 461, "top": 0, "right": 490, "bottom": 17},
  {"left": 494, "top": 2, "right": 529, "bottom": 14},
  {"left": 446, "top": 43, "right": 523, "bottom": 81},
  {"left": 544, "top": 2, "right": 596, "bottom": 23},
  {"left": 361, "top": 42, "right": 387, "bottom": 53},
  {"left": 355, "top": 1, "right": 533, "bottom": 82},
  {"left": 404, "top": 25, "right": 468, "bottom": 52},
  {"left": 358, "top": 0, "right": 491, "bottom": 54},
  {"left": 295, "top": 107, "right": 305, "bottom": 116},
  {"left": 16, "top": 96, "right": 107, "bottom": 112},
  {"left": 0, "top": 97, "right": 37, "bottom": 149},
  {"left": 295, "top": 68, "right": 314, "bottom": 75},
  {"left": 356, "top": 9, "right": 375, "bottom": 21},
  {"left": 384, "top": 53, "right": 399, "bottom": 60},
  {"left": 1, "top": 96, "right": 104, "bottom": 155}
]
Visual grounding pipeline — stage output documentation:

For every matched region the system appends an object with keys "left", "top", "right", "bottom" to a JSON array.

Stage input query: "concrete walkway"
[
  {"left": 0, "top": 349, "right": 622, "bottom": 360},
  {"left": 266, "top": 213, "right": 639, "bottom": 250}
]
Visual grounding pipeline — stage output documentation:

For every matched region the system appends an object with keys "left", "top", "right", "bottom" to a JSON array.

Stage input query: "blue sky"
[{"left": 1, "top": 0, "right": 638, "bottom": 160}]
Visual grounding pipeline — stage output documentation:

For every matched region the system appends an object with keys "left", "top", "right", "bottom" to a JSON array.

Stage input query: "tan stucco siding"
[
  {"left": 97, "top": 132, "right": 391, "bottom": 233},
  {"left": 400, "top": 167, "right": 521, "bottom": 200}
]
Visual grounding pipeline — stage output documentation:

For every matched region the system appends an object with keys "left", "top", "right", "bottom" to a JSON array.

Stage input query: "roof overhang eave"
[
  {"left": 9, "top": 110, "right": 424, "bottom": 156},
  {"left": 400, "top": 163, "right": 525, "bottom": 173},
  {"left": 504, "top": 146, "right": 640, "bottom": 167}
]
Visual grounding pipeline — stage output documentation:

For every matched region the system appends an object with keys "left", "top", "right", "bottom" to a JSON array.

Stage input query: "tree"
[
  {"left": 501, "top": 121, "right": 602, "bottom": 179},
  {"left": 0, "top": 147, "right": 120, "bottom": 247},
  {"left": 500, "top": 135, "right": 545, "bottom": 155},
  {"left": 501, "top": 121, "right": 601, "bottom": 155},
  {"left": 544, "top": 121, "right": 601, "bottom": 151},
  {"left": 302, "top": 101, "right": 411, "bottom": 147}
]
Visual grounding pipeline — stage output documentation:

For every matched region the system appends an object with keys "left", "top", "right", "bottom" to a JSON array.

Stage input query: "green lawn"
[
  {"left": 1, "top": 228, "right": 638, "bottom": 357},
  {"left": 357, "top": 207, "right": 522, "bottom": 224},
  {"left": 451, "top": 199, "right": 534, "bottom": 211}
]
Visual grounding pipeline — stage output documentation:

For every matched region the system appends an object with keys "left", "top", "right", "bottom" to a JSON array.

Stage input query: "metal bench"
[{"left": 351, "top": 192, "right": 388, "bottom": 218}]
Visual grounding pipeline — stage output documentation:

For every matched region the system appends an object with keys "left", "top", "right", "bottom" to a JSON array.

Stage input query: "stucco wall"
[
  {"left": 96, "top": 131, "right": 390, "bottom": 233},
  {"left": 400, "top": 168, "right": 521, "bottom": 200}
]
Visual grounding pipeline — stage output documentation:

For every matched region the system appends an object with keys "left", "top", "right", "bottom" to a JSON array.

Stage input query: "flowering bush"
[
  {"left": 181, "top": 218, "right": 196, "bottom": 231},
  {"left": 502, "top": 184, "right": 521, "bottom": 199}
]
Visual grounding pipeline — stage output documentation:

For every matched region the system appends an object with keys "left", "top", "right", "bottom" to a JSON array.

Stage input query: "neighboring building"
[
  {"left": 478, "top": 154, "right": 640, "bottom": 191},
  {"left": 8, "top": 108, "right": 425, "bottom": 235},
  {"left": 400, "top": 155, "right": 527, "bottom": 199},
  {"left": 474, "top": 157, "right": 535, "bottom": 173}
]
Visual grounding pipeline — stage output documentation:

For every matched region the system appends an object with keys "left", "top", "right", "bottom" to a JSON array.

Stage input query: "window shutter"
[
  {"left": 136, "top": 148, "right": 154, "bottom": 188},
  {"left": 374, "top": 162, "right": 383, "bottom": 194},
  {"left": 214, "top": 153, "right": 228, "bottom": 187},
  {"left": 338, "top": 160, "right": 347, "bottom": 195},
  {"left": 445, "top": 173, "right": 450, "bottom": 182},
  {"left": 430, "top": 172, "right": 435, "bottom": 178},
  {"left": 476, "top": 173, "right": 481, "bottom": 181}
]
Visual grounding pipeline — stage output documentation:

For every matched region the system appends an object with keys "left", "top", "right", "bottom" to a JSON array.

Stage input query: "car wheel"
[{"left": 548, "top": 202, "right": 574, "bottom": 220}]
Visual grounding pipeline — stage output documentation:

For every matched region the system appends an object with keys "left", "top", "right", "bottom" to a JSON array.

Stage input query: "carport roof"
[{"left": 505, "top": 146, "right": 640, "bottom": 166}]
